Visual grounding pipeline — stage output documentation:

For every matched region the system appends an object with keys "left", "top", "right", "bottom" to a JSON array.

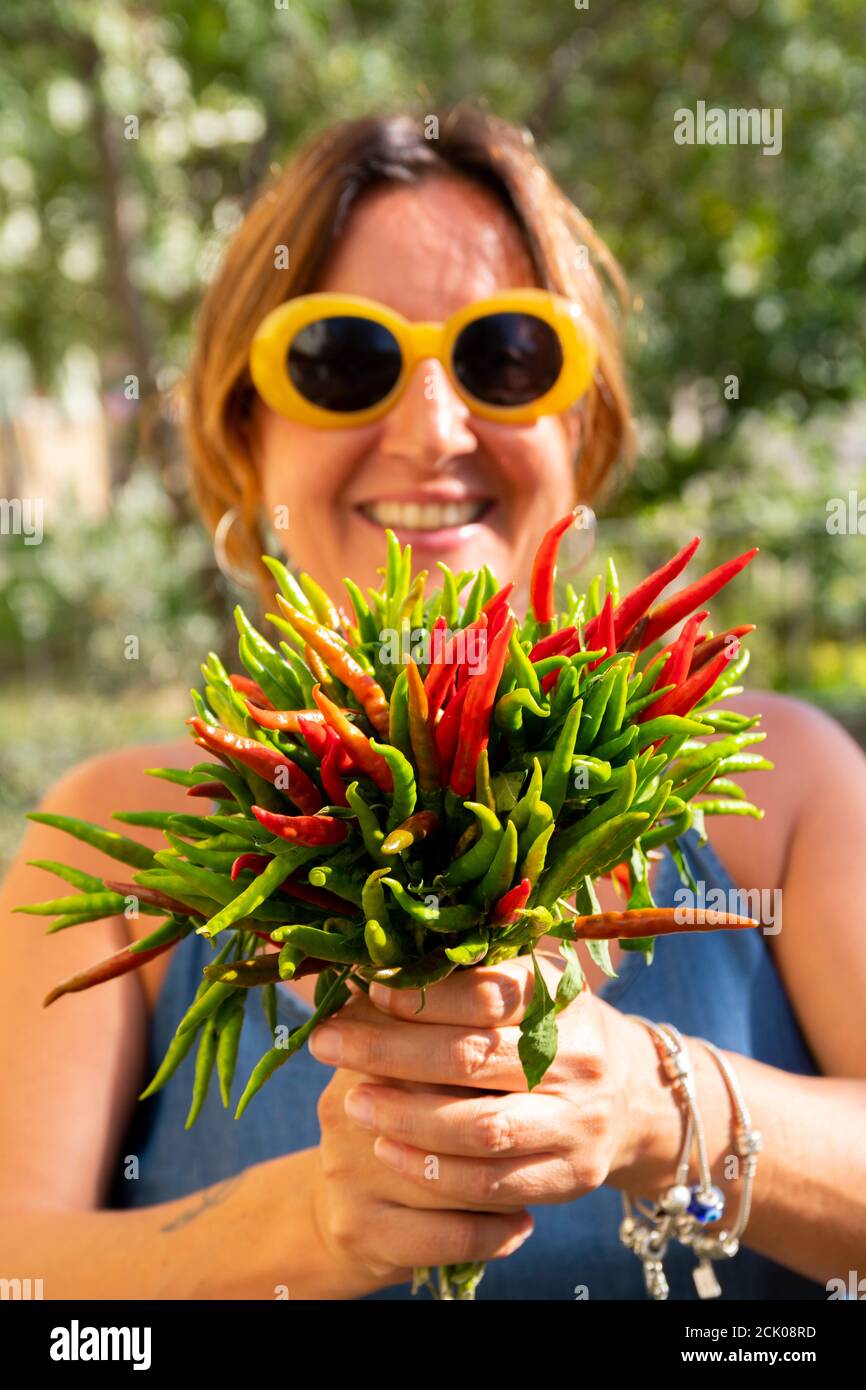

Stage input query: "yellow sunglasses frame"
[{"left": 249, "top": 289, "right": 598, "bottom": 428}]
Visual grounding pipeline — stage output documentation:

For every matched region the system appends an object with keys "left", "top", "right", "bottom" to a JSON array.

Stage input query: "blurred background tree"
[{"left": 1, "top": 0, "right": 864, "bottom": 862}]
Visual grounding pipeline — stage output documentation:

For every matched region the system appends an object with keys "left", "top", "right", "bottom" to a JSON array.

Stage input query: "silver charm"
[{"left": 693, "top": 1258, "right": 722, "bottom": 1299}]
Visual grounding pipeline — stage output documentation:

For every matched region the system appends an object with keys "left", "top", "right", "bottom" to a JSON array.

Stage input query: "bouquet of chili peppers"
[{"left": 19, "top": 512, "right": 769, "bottom": 1300}]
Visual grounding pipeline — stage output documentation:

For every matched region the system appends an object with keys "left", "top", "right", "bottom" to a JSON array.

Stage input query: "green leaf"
[
  {"left": 555, "top": 942, "right": 584, "bottom": 1013},
  {"left": 518, "top": 952, "right": 558, "bottom": 1091},
  {"left": 585, "top": 938, "right": 618, "bottom": 978}
]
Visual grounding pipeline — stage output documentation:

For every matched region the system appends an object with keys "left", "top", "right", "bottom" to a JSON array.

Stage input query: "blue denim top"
[{"left": 108, "top": 831, "right": 825, "bottom": 1300}]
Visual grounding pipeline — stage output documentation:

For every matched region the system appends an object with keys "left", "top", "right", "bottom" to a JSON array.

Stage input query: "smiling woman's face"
[{"left": 252, "top": 174, "right": 579, "bottom": 600}]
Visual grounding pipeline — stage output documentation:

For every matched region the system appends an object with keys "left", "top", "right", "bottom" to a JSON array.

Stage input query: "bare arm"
[{"left": 0, "top": 746, "right": 529, "bottom": 1298}]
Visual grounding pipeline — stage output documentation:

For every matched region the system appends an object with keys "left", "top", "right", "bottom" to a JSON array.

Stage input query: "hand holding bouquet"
[{"left": 19, "top": 511, "right": 768, "bottom": 1298}]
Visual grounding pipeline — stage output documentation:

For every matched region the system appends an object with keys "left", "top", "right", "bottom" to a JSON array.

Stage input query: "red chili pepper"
[
  {"left": 423, "top": 616, "right": 455, "bottom": 718},
  {"left": 244, "top": 704, "right": 356, "bottom": 734},
  {"left": 453, "top": 613, "right": 489, "bottom": 691},
  {"left": 530, "top": 509, "right": 580, "bottom": 625},
  {"left": 490, "top": 877, "right": 531, "bottom": 927},
  {"left": 188, "top": 718, "right": 323, "bottom": 815},
  {"left": 276, "top": 596, "right": 391, "bottom": 737},
  {"left": 187, "top": 781, "right": 235, "bottom": 801},
  {"left": 587, "top": 591, "right": 616, "bottom": 671},
  {"left": 529, "top": 626, "right": 577, "bottom": 663},
  {"left": 250, "top": 805, "right": 349, "bottom": 845},
  {"left": 229, "top": 673, "right": 275, "bottom": 710},
  {"left": 320, "top": 728, "right": 350, "bottom": 807},
  {"left": 637, "top": 649, "right": 731, "bottom": 722},
  {"left": 586, "top": 536, "right": 702, "bottom": 648},
  {"left": 433, "top": 678, "right": 470, "bottom": 784},
  {"left": 638, "top": 548, "right": 758, "bottom": 650},
  {"left": 481, "top": 583, "right": 515, "bottom": 636},
  {"left": 406, "top": 658, "right": 442, "bottom": 793},
  {"left": 651, "top": 610, "right": 708, "bottom": 692},
  {"left": 311, "top": 685, "right": 394, "bottom": 794},
  {"left": 450, "top": 617, "right": 515, "bottom": 797},
  {"left": 230, "top": 852, "right": 269, "bottom": 880},
  {"left": 689, "top": 625, "right": 755, "bottom": 674},
  {"left": 43, "top": 932, "right": 182, "bottom": 1007}
]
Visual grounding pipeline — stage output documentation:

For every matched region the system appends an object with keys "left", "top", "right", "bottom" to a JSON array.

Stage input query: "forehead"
[{"left": 315, "top": 174, "right": 540, "bottom": 319}]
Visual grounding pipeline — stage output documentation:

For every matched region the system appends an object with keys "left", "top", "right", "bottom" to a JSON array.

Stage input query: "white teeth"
[{"left": 363, "top": 499, "right": 486, "bottom": 530}]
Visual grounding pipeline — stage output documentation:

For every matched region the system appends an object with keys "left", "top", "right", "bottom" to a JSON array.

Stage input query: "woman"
[{"left": 1, "top": 108, "right": 864, "bottom": 1301}]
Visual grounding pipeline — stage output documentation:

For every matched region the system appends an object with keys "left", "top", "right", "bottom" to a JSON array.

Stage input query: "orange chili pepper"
[{"left": 311, "top": 684, "right": 394, "bottom": 794}]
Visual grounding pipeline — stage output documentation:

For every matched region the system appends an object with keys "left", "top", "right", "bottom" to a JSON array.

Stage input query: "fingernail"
[
  {"left": 344, "top": 1087, "right": 375, "bottom": 1128},
  {"left": 373, "top": 1136, "right": 406, "bottom": 1172},
  {"left": 308, "top": 1025, "right": 342, "bottom": 1065}
]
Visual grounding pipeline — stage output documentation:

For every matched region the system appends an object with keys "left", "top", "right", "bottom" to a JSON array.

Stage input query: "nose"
[{"left": 378, "top": 358, "right": 476, "bottom": 470}]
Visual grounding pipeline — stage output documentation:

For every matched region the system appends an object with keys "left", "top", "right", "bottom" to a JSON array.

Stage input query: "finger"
[
  {"left": 367, "top": 953, "right": 565, "bottom": 1027},
  {"left": 373, "top": 1139, "right": 581, "bottom": 1207},
  {"left": 309, "top": 1013, "right": 528, "bottom": 1089},
  {"left": 344, "top": 1083, "right": 573, "bottom": 1157},
  {"left": 370, "top": 1203, "right": 535, "bottom": 1271}
]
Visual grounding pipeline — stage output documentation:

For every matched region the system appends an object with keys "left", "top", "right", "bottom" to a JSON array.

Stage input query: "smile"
[{"left": 358, "top": 498, "right": 490, "bottom": 531}]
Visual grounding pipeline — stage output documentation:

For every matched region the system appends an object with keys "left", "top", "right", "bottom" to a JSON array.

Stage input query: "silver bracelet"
[{"left": 619, "top": 1018, "right": 759, "bottom": 1300}]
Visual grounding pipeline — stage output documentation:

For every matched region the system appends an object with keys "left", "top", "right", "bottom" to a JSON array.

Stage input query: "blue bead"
[{"left": 687, "top": 1185, "right": 725, "bottom": 1224}]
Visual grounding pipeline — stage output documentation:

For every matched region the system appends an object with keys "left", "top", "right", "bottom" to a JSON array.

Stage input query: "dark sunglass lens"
[
  {"left": 453, "top": 312, "right": 563, "bottom": 407},
  {"left": 287, "top": 317, "right": 402, "bottom": 412}
]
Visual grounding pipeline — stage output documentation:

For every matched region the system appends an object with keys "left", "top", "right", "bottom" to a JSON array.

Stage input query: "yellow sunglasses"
[{"left": 249, "top": 289, "right": 597, "bottom": 428}]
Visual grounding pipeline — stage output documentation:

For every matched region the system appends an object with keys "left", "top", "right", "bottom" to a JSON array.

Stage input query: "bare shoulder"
[
  {"left": 47, "top": 738, "right": 200, "bottom": 817},
  {"left": 703, "top": 689, "right": 866, "bottom": 892}
]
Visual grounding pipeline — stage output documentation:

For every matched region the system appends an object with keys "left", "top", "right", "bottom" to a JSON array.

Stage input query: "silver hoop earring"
[{"left": 213, "top": 506, "right": 259, "bottom": 590}]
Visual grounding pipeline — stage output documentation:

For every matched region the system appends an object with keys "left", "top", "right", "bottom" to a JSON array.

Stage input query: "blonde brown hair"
[{"left": 183, "top": 106, "right": 635, "bottom": 592}]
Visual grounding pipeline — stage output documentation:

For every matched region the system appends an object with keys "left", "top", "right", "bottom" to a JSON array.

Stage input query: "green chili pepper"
[
  {"left": 472, "top": 818, "right": 518, "bottom": 906},
  {"left": 507, "top": 630, "right": 542, "bottom": 700},
  {"left": 365, "top": 918, "right": 404, "bottom": 966},
  {"left": 635, "top": 714, "right": 715, "bottom": 749},
  {"left": 307, "top": 865, "right": 365, "bottom": 906},
  {"left": 596, "top": 660, "right": 630, "bottom": 743},
  {"left": 26, "top": 860, "right": 104, "bottom": 894},
  {"left": 550, "top": 663, "right": 578, "bottom": 721},
  {"left": 185, "top": 1017, "right": 220, "bottom": 1129},
  {"left": 197, "top": 856, "right": 293, "bottom": 940},
  {"left": 362, "top": 867, "right": 391, "bottom": 929},
  {"left": 381, "top": 879, "right": 481, "bottom": 932},
  {"left": 15, "top": 890, "right": 126, "bottom": 920},
  {"left": 508, "top": 758, "right": 543, "bottom": 835},
  {"left": 573, "top": 666, "right": 619, "bottom": 752},
  {"left": 534, "top": 810, "right": 650, "bottom": 908},
  {"left": 474, "top": 748, "right": 497, "bottom": 814},
  {"left": 445, "top": 927, "right": 489, "bottom": 966},
  {"left": 369, "top": 740, "right": 417, "bottom": 830},
  {"left": 215, "top": 994, "right": 246, "bottom": 1107},
  {"left": 541, "top": 703, "right": 582, "bottom": 817},
  {"left": 387, "top": 669, "right": 414, "bottom": 762},
  {"left": 26, "top": 813, "right": 155, "bottom": 870},
  {"left": 438, "top": 802, "right": 503, "bottom": 887},
  {"left": 278, "top": 943, "right": 305, "bottom": 980},
  {"left": 139, "top": 937, "right": 234, "bottom": 1101},
  {"left": 520, "top": 822, "right": 555, "bottom": 887},
  {"left": 270, "top": 925, "right": 367, "bottom": 964},
  {"left": 494, "top": 687, "right": 549, "bottom": 735},
  {"left": 436, "top": 562, "right": 460, "bottom": 626},
  {"left": 518, "top": 799, "right": 553, "bottom": 864},
  {"left": 235, "top": 966, "right": 352, "bottom": 1117},
  {"left": 345, "top": 782, "right": 387, "bottom": 865},
  {"left": 694, "top": 799, "right": 763, "bottom": 818},
  {"left": 460, "top": 570, "right": 486, "bottom": 627}
]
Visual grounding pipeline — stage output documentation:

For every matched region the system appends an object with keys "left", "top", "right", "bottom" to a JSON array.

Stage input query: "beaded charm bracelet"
[{"left": 619, "top": 1018, "right": 761, "bottom": 1300}]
